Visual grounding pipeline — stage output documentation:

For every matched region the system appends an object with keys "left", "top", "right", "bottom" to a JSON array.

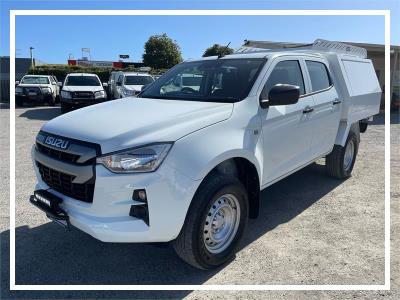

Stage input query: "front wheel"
[
  {"left": 16, "top": 96, "right": 23, "bottom": 107},
  {"left": 60, "top": 102, "right": 71, "bottom": 114},
  {"left": 326, "top": 131, "right": 359, "bottom": 179},
  {"left": 172, "top": 175, "right": 248, "bottom": 270}
]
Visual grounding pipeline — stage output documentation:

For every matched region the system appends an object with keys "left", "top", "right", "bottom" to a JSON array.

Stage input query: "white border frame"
[{"left": 9, "top": 9, "right": 391, "bottom": 291}]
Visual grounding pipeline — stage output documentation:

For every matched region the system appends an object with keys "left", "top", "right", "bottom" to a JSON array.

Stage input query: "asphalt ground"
[{"left": 0, "top": 103, "right": 399, "bottom": 299}]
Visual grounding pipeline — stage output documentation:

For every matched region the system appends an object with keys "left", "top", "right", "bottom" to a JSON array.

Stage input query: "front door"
[{"left": 259, "top": 58, "right": 315, "bottom": 186}]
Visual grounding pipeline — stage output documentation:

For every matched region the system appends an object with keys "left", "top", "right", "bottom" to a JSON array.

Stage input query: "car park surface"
[{"left": 0, "top": 104, "right": 399, "bottom": 299}]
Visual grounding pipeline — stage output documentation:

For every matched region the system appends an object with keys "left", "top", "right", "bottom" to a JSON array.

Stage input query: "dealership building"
[{"left": 67, "top": 59, "right": 144, "bottom": 69}]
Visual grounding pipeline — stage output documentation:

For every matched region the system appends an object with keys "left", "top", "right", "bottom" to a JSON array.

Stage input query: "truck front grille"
[
  {"left": 72, "top": 91, "right": 94, "bottom": 99},
  {"left": 37, "top": 162, "right": 95, "bottom": 203},
  {"left": 23, "top": 87, "right": 41, "bottom": 94},
  {"left": 35, "top": 131, "right": 100, "bottom": 203},
  {"left": 36, "top": 143, "right": 80, "bottom": 163}
]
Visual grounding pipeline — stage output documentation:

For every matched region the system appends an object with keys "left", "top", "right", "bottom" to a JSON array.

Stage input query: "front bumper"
[
  {"left": 16, "top": 92, "right": 48, "bottom": 101},
  {"left": 61, "top": 97, "right": 107, "bottom": 107},
  {"left": 32, "top": 146, "right": 200, "bottom": 243}
]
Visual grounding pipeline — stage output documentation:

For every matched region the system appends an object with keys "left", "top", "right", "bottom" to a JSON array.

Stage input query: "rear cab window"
[{"left": 305, "top": 61, "right": 332, "bottom": 92}]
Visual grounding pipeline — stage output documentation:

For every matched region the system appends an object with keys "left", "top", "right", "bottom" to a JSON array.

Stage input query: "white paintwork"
[
  {"left": 33, "top": 44, "right": 381, "bottom": 242},
  {"left": 16, "top": 75, "right": 60, "bottom": 98},
  {"left": 62, "top": 73, "right": 106, "bottom": 94},
  {"left": 111, "top": 72, "right": 154, "bottom": 99}
]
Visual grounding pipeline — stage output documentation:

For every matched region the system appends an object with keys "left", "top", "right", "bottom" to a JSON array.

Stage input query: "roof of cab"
[
  {"left": 23, "top": 74, "right": 52, "bottom": 77},
  {"left": 118, "top": 72, "right": 152, "bottom": 76},
  {"left": 185, "top": 50, "right": 326, "bottom": 63},
  {"left": 66, "top": 73, "right": 99, "bottom": 76}
]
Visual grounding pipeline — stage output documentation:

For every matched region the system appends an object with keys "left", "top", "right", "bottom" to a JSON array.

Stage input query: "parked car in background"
[
  {"left": 107, "top": 71, "right": 118, "bottom": 100},
  {"left": 15, "top": 75, "right": 60, "bottom": 106},
  {"left": 111, "top": 72, "right": 154, "bottom": 99},
  {"left": 29, "top": 40, "right": 381, "bottom": 270},
  {"left": 60, "top": 73, "right": 108, "bottom": 114}
]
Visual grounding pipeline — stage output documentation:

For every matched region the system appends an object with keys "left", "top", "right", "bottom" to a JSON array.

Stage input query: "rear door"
[
  {"left": 304, "top": 59, "right": 341, "bottom": 157},
  {"left": 259, "top": 57, "right": 316, "bottom": 185}
]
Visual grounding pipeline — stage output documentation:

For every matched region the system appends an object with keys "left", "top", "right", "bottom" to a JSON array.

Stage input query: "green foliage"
[
  {"left": 143, "top": 34, "right": 183, "bottom": 69},
  {"left": 203, "top": 44, "right": 234, "bottom": 57}
]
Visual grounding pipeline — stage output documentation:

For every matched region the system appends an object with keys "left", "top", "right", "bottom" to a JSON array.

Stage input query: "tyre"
[
  {"left": 60, "top": 102, "right": 70, "bottom": 114},
  {"left": 326, "top": 131, "right": 359, "bottom": 179},
  {"left": 47, "top": 94, "right": 56, "bottom": 106},
  {"left": 16, "top": 96, "right": 23, "bottom": 107},
  {"left": 359, "top": 122, "right": 368, "bottom": 133},
  {"left": 172, "top": 174, "right": 248, "bottom": 270}
]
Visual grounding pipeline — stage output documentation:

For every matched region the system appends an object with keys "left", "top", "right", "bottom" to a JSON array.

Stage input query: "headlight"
[
  {"left": 97, "top": 143, "right": 172, "bottom": 173},
  {"left": 94, "top": 90, "right": 106, "bottom": 99},
  {"left": 122, "top": 89, "right": 135, "bottom": 96},
  {"left": 15, "top": 87, "right": 23, "bottom": 93},
  {"left": 41, "top": 87, "right": 52, "bottom": 93},
  {"left": 61, "top": 90, "right": 71, "bottom": 99}
]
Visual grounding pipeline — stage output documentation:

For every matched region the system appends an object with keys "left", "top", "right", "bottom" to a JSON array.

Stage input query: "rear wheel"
[
  {"left": 173, "top": 174, "right": 248, "bottom": 270},
  {"left": 326, "top": 131, "right": 359, "bottom": 179}
]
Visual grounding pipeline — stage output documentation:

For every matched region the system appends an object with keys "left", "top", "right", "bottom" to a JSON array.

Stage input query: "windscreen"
[
  {"left": 140, "top": 58, "right": 266, "bottom": 102},
  {"left": 21, "top": 76, "right": 49, "bottom": 84},
  {"left": 125, "top": 76, "right": 154, "bottom": 85},
  {"left": 65, "top": 75, "right": 101, "bottom": 86}
]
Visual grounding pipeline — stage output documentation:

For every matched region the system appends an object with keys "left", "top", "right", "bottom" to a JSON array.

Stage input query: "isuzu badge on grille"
[{"left": 44, "top": 136, "right": 69, "bottom": 150}]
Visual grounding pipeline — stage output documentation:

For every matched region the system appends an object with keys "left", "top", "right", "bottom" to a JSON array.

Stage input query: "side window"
[
  {"left": 50, "top": 76, "right": 56, "bottom": 84},
  {"left": 306, "top": 61, "right": 331, "bottom": 92},
  {"left": 261, "top": 60, "right": 305, "bottom": 99}
]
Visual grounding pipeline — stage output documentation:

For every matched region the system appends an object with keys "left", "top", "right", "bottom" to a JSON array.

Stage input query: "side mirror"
[
  {"left": 57, "top": 82, "right": 63, "bottom": 87},
  {"left": 15, "top": 81, "right": 20, "bottom": 85},
  {"left": 260, "top": 84, "right": 300, "bottom": 109},
  {"left": 116, "top": 81, "right": 122, "bottom": 86},
  {"left": 102, "top": 82, "right": 108, "bottom": 87}
]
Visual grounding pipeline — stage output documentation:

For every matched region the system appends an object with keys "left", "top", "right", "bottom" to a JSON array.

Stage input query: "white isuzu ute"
[{"left": 30, "top": 40, "right": 381, "bottom": 269}]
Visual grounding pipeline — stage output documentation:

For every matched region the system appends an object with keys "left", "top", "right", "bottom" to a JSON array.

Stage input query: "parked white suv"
[
  {"left": 60, "top": 73, "right": 108, "bottom": 113},
  {"left": 15, "top": 75, "right": 60, "bottom": 106},
  {"left": 111, "top": 72, "right": 154, "bottom": 99},
  {"left": 30, "top": 40, "right": 381, "bottom": 269}
]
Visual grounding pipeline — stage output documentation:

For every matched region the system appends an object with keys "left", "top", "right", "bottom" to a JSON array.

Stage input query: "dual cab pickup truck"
[
  {"left": 15, "top": 75, "right": 60, "bottom": 106},
  {"left": 60, "top": 73, "right": 108, "bottom": 113},
  {"left": 30, "top": 40, "right": 381, "bottom": 269}
]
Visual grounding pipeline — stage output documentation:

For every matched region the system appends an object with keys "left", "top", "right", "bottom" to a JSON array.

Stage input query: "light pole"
[{"left": 29, "top": 46, "right": 34, "bottom": 70}]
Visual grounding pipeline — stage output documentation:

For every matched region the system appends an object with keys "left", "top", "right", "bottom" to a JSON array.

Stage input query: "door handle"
[
  {"left": 302, "top": 106, "right": 314, "bottom": 114},
  {"left": 333, "top": 99, "right": 342, "bottom": 105}
]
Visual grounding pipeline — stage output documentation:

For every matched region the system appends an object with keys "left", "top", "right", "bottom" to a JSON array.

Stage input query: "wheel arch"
[
  {"left": 193, "top": 156, "right": 261, "bottom": 219},
  {"left": 334, "top": 121, "right": 360, "bottom": 146}
]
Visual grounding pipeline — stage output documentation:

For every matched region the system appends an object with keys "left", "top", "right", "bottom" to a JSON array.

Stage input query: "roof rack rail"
[
  {"left": 310, "top": 39, "right": 367, "bottom": 58},
  {"left": 234, "top": 39, "right": 367, "bottom": 58}
]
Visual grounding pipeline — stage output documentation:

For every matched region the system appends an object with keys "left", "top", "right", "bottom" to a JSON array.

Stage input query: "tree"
[
  {"left": 202, "top": 44, "right": 234, "bottom": 57},
  {"left": 143, "top": 34, "right": 182, "bottom": 69}
]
